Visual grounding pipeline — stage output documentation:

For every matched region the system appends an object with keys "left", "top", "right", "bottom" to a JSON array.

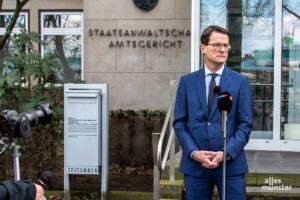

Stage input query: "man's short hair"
[{"left": 201, "top": 25, "right": 229, "bottom": 45}]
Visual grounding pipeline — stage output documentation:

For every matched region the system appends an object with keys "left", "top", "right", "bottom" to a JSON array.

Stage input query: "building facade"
[
  {"left": 2, "top": 0, "right": 300, "bottom": 172},
  {"left": 1, "top": 0, "right": 191, "bottom": 110}
]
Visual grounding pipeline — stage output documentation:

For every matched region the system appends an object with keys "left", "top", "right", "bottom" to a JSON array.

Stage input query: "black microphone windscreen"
[
  {"left": 217, "top": 92, "right": 233, "bottom": 113},
  {"left": 40, "top": 171, "right": 53, "bottom": 186}
]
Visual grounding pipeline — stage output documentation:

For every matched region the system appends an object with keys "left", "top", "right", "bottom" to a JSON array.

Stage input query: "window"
[
  {"left": 40, "top": 11, "right": 83, "bottom": 82},
  {"left": 0, "top": 12, "right": 29, "bottom": 63},
  {"left": 281, "top": 0, "right": 300, "bottom": 141}
]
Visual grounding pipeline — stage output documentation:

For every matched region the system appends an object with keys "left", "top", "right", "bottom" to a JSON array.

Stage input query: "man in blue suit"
[{"left": 173, "top": 25, "right": 253, "bottom": 200}]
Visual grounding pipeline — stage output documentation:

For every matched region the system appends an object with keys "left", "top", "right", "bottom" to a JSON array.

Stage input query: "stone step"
[
  {"left": 108, "top": 191, "right": 152, "bottom": 200},
  {"left": 247, "top": 186, "right": 300, "bottom": 194},
  {"left": 182, "top": 190, "right": 300, "bottom": 200},
  {"left": 160, "top": 151, "right": 300, "bottom": 199},
  {"left": 161, "top": 159, "right": 183, "bottom": 180},
  {"left": 246, "top": 173, "right": 300, "bottom": 188},
  {"left": 160, "top": 199, "right": 178, "bottom": 200},
  {"left": 161, "top": 158, "right": 300, "bottom": 188},
  {"left": 182, "top": 187, "right": 300, "bottom": 200},
  {"left": 160, "top": 180, "right": 184, "bottom": 200}
]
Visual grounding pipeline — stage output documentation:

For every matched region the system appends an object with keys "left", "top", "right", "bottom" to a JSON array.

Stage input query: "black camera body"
[{"left": 0, "top": 103, "right": 53, "bottom": 138}]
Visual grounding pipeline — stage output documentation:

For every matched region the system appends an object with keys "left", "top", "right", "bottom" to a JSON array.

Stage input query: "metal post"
[
  {"left": 64, "top": 173, "right": 71, "bottom": 200},
  {"left": 152, "top": 133, "right": 160, "bottom": 200},
  {"left": 169, "top": 131, "right": 175, "bottom": 182},
  {"left": 11, "top": 143, "right": 21, "bottom": 181},
  {"left": 222, "top": 140, "right": 226, "bottom": 200},
  {"left": 273, "top": 0, "right": 282, "bottom": 141},
  {"left": 191, "top": 0, "right": 201, "bottom": 72},
  {"left": 101, "top": 84, "right": 109, "bottom": 200},
  {"left": 64, "top": 85, "right": 71, "bottom": 200},
  {"left": 169, "top": 80, "right": 177, "bottom": 182},
  {"left": 221, "top": 110, "right": 228, "bottom": 200}
]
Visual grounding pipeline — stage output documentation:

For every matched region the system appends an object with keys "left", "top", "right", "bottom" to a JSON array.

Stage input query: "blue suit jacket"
[{"left": 173, "top": 66, "right": 253, "bottom": 177}]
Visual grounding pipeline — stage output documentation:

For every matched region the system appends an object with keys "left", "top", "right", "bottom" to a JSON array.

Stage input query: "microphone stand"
[
  {"left": 10, "top": 141, "right": 23, "bottom": 181},
  {"left": 221, "top": 110, "right": 228, "bottom": 200},
  {"left": 0, "top": 139, "right": 23, "bottom": 181}
]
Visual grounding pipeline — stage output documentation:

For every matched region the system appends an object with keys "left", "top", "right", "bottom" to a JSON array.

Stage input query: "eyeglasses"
[{"left": 207, "top": 43, "right": 231, "bottom": 51}]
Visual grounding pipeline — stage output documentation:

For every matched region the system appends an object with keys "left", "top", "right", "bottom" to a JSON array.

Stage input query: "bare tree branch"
[
  {"left": 283, "top": 5, "right": 300, "bottom": 19},
  {"left": 20, "top": 0, "right": 29, "bottom": 7},
  {"left": 0, "top": 0, "right": 30, "bottom": 50},
  {"left": 0, "top": 0, "right": 3, "bottom": 10}
]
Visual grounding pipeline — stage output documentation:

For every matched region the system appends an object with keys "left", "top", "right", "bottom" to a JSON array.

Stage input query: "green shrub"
[
  {"left": 0, "top": 28, "right": 64, "bottom": 115},
  {"left": 0, "top": 29, "right": 65, "bottom": 180}
]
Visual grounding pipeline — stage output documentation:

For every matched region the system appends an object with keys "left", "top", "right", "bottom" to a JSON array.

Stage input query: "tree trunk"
[{"left": 46, "top": 15, "right": 75, "bottom": 81}]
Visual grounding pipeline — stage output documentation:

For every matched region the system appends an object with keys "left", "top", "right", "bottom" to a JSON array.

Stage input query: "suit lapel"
[
  {"left": 208, "top": 66, "right": 232, "bottom": 118},
  {"left": 195, "top": 68, "right": 208, "bottom": 118},
  {"left": 219, "top": 66, "right": 232, "bottom": 93}
]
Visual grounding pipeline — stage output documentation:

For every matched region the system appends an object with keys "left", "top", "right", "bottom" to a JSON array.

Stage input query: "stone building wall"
[
  {"left": 83, "top": 0, "right": 191, "bottom": 110},
  {"left": 2, "top": 0, "right": 191, "bottom": 110}
]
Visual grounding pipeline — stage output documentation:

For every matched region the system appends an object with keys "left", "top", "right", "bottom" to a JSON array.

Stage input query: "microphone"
[
  {"left": 217, "top": 92, "right": 233, "bottom": 200},
  {"left": 217, "top": 92, "right": 233, "bottom": 113},
  {"left": 37, "top": 171, "right": 53, "bottom": 188},
  {"left": 217, "top": 92, "right": 233, "bottom": 139},
  {"left": 214, "top": 86, "right": 221, "bottom": 94}
]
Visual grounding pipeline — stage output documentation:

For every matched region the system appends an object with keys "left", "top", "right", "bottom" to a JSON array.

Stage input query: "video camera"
[{"left": 0, "top": 103, "right": 53, "bottom": 138}]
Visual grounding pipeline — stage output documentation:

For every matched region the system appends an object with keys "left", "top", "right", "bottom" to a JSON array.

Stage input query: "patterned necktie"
[{"left": 207, "top": 73, "right": 217, "bottom": 115}]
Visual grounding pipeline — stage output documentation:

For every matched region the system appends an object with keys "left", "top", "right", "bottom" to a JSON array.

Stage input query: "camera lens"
[
  {"left": 21, "top": 103, "right": 53, "bottom": 127},
  {"left": 0, "top": 103, "right": 53, "bottom": 138}
]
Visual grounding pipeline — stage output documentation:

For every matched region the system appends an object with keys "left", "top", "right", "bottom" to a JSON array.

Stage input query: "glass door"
[{"left": 281, "top": 0, "right": 300, "bottom": 141}]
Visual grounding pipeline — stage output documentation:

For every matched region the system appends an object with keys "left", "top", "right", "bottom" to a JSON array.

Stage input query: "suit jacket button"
[
  {"left": 208, "top": 122, "right": 211, "bottom": 125},
  {"left": 205, "top": 138, "right": 209, "bottom": 142}
]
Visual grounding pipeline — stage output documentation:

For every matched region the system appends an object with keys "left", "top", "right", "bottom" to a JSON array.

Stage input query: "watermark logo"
[{"left": 261, "top": 177, "right": 292, "bottom": 191}]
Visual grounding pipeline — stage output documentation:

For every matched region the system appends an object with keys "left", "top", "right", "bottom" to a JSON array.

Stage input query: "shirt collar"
[{"left": 204, "top": 65, "right": 224, "bottom": 76}]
